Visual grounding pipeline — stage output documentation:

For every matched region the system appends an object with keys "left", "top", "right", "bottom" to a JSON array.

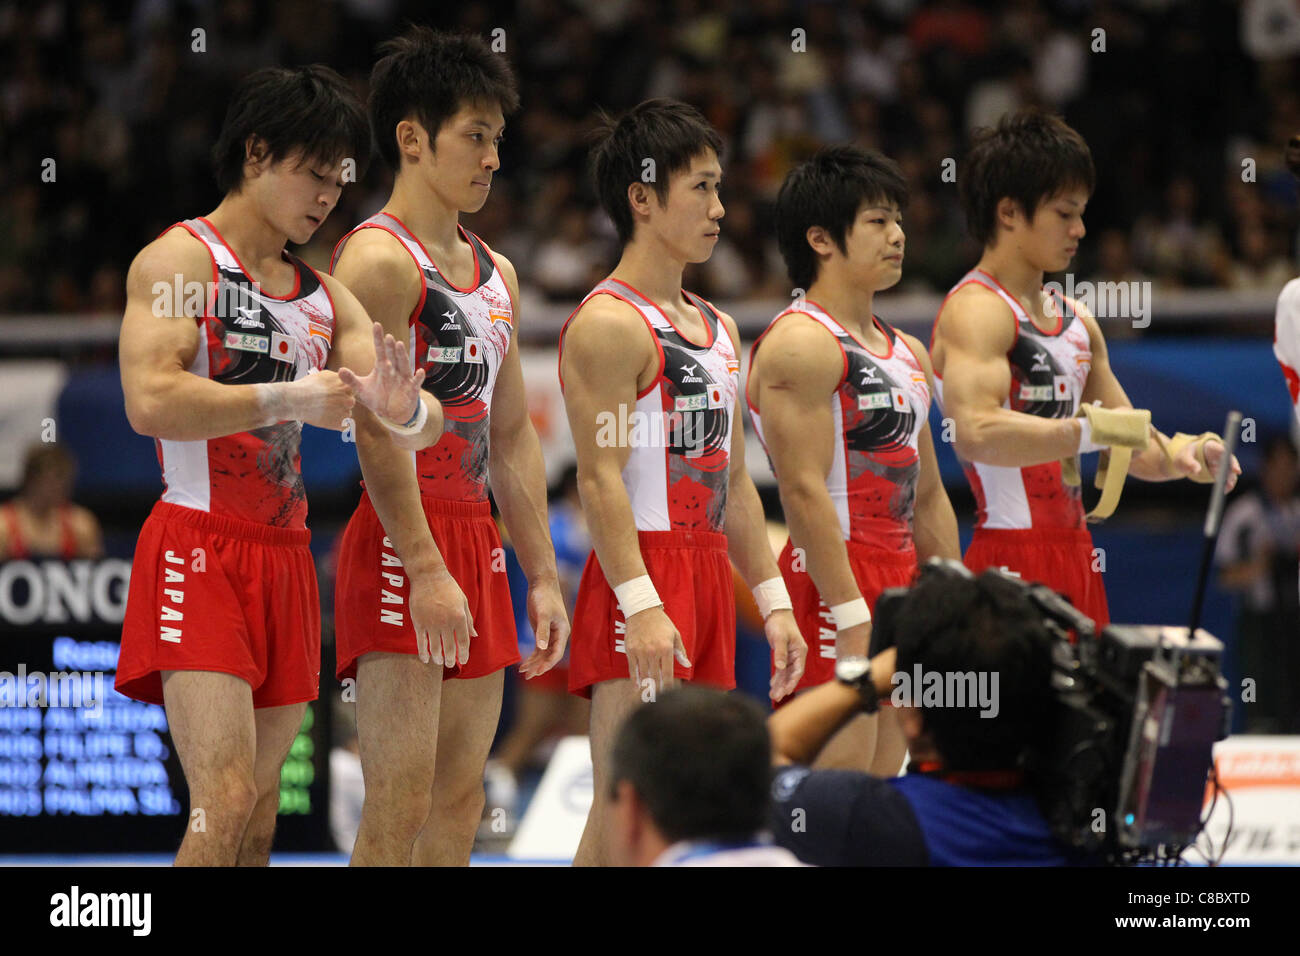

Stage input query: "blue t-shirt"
[{"left": 769, "top": 766, "right": 1074, "bottom": 866}]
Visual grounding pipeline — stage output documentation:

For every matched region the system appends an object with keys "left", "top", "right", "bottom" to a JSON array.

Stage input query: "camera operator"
[{"left": 768, "top": 565, "right": 1080, "bottom": 866}]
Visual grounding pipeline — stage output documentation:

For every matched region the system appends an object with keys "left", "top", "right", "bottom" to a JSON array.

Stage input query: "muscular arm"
[
  {"left": 329, "top": 235, "right": 445, "bottom": 583},
  {"left": 488, "top": 254, "right": 559, "bottom": 589},
  {"left": 120, "top": 229, "right": 349, "bottom": 440},
  {"left": 751, "top": 317, "right": 860, "bottom": 610},
  {"left": 560, "top": 298, "right": 655, "bottom": 589},
  {"left": 934, "top": 287, "right": 1083, "bottom": 468},
  {"left": 899, "top": 332, "right": 960, "bottom": 563},
  {"left": 564, "top": 296, "right": 698, "bottom": 687},
  {"left": 770, "top": 648, "right": 897, "bottom": 766}
]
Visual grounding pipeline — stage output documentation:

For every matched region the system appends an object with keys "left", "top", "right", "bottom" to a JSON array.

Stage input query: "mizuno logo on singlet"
[
  {"left": 1032, "top": 351, "right": 1051, "bottom": 372},
  {"left": 680, "top": 363, "right": 703, "bottom": 383},
  {"left": 232, "top": 306, "right": 262, "bottom": 328},
  {"left": 441, "top": 310, "right": 459, "bottom": 330},
  {"left": 861, "top": 367, "right": 882, "bottom": 385}
]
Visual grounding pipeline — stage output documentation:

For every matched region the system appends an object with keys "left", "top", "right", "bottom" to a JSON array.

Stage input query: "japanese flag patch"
[{"left": 270, "top": 332, "right": 296, "bottom": 363}]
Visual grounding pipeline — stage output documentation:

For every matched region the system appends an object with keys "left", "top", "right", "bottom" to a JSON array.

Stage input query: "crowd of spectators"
[{"left": 3, "top": 0, "right": 1299, "bottom": 317}]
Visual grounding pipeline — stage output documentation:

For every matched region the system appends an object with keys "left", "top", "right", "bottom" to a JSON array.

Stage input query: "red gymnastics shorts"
[
  {"left": 568, "top": 529, "right": 736, "bottom": 698},
  {"left": 334, "top": 491, "right": 519, "bottom": 682},
  {"left": 775, "top": 538, "right": 918, "bottom": 702},
  {"left": 963, "top": 527, "right": 1110, "bottom": 629},
  {"left": 116, "top": 501, "right": 321, "bottom": 709}
]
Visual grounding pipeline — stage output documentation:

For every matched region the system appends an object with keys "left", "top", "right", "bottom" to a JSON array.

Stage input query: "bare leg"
[
  {"left": 350, "top": 652, "right": 443, "bottom": 866},
  {"left": 236, "top": 702, "right": 308, "bottom": 865},
  {"left": 571, "top": 679, "right": 643, "bottom": 868},
  {"left": 162, "top": 671, "right": 259, "bottom": 866},
  {"left": 413, "top": 670, "right": 505, "bottom": 866}
]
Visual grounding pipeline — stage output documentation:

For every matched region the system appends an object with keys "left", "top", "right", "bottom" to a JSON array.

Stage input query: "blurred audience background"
[{"left": 3, "top": 0, "right": 1298, "bottom": 316}]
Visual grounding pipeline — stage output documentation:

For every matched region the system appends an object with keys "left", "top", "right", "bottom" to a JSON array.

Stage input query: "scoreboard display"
[{"left": 0, "top": 559, "right": 331, "bottom": 854}]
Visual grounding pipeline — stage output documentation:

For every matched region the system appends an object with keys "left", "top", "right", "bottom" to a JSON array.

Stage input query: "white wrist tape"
[
  {"left": 829, "top": 597, "right": 871, "bottom": 631},
  {"left": 381, "top": 395, "right": 429, "bottom": 436},
  {"left": 613, "top": 574, "right": 663, "bottom": 617},
  {"left": 1077, "top": 416, "right": 1105, "bottom": 454},
  {"left": 752, "top": 577, "right": 793, "bottom": 619},
  {"left": 254, "top": 382, "right": 294, "bottom": 427}
]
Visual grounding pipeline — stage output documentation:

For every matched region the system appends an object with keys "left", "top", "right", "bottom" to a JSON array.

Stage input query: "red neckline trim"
[
  {"left": 196, "top": 217, "right": 301, "bottom": 300},
  {"left": 803, "top": 299, "right": 893, "bottom": 358},
  {"left": 379, "top": 212, "right": 481, "bottom": 293},
  {"left": 606, "top": 277, "right": 715, "bottom": 349},
  {"left": 974, "top": 268, "right": 1061, "bottom": 337}
]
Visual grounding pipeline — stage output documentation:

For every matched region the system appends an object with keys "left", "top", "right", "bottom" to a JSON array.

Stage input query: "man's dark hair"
[
  {"left": 590, "top": 98, "right": 724, "bottom": 245},
  {"left": 369, "top": 26, "right": 519, "bottom": 170},
  {"left": 960, "top": 109, "right": 1095, "bottom": 248},
  {"left": 894, "top": 569, "right": 1055, "bottom": 773},
  {"left": 609, "top": 686, "right": 771, "bottom": 844},
  {"left": 775, "top": 145, "right": 909, "bottom": 290},
  {"left": 211, "top": 65, "right": 371, "bottom": 195}
]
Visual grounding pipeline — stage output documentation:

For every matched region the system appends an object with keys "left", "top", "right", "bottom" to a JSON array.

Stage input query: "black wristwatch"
[{"left": 835, "top": 656, "right": 880, "bottom": 714}]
